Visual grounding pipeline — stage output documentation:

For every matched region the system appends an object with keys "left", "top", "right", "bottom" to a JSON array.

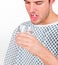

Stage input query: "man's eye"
[
  {"left": 25, "top": 1, "right": 30, "bottom": 4},
  {"left": 35, "top": 1, "right": 43, "bottom": 5}
]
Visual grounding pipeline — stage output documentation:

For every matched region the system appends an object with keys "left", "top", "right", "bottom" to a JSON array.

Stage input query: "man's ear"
[
  {"left": 49, "top": 0, "right": 55, "bottom": 9},
  {"left": 50, "top": 0, "right": 55, "bottom": 3}
]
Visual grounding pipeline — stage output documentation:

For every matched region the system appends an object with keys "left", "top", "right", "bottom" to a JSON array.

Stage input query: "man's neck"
[{"left": 39, "top": 11, "right": 58, "bottom": 25}]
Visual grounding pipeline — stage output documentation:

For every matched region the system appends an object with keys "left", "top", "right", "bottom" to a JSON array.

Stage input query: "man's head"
[{"left": 24, "top": 0, "right": 55, "bottom": 25}]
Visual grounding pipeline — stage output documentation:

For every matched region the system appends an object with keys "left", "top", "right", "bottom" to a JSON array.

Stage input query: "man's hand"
[
  {"left": 15, "top": 32, "right": 58, "bottom": 65},
  {"left": 15, "top": 32, "right": 44, "bottom": 56}
]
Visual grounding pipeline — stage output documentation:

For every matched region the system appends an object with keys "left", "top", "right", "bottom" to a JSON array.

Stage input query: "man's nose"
[{"left": 30, "top": 4, "right": 36, "bottom": 13}]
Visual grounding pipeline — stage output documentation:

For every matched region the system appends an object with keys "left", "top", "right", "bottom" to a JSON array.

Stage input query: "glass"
[{"left": 20, "top": 24, "right": 33, "bottom": 34}]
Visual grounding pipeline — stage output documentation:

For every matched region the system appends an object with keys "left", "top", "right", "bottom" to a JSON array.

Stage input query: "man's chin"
[{"left": 31, "top": 20, "right": 40, "bottom": 25}]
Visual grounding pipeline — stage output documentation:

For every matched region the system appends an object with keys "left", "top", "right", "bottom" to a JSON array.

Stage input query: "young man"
[{"left": 4, "top": 0, "right": 58, "bottom": 65}]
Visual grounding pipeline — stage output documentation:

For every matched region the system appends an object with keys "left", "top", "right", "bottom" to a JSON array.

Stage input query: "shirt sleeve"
[{"left": 4, "top": 27, "right": 19, "bottom": 65}]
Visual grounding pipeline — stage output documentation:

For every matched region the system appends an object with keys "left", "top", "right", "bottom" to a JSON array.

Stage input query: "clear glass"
[{"left": 20, "top": 24, "right": 33, "bottom": 34}]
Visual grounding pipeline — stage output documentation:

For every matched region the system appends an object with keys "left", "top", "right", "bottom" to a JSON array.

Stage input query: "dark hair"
[{"left": 49, "top": 0, "right": 50, "bottom": 2}]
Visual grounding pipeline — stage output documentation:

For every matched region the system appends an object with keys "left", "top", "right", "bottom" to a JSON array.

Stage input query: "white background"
[{"left": 0, "top": 0, "right": 58, "bottom": 65}]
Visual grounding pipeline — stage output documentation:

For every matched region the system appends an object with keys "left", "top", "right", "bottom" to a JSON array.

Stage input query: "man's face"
[{"left": 24, "top": 0, "right": 51, "bottom": 25}]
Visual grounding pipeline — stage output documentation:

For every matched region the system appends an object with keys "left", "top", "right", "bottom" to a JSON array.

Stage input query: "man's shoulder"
[{"left": 20, "top": 21, "right": 31, "bottom": 26}]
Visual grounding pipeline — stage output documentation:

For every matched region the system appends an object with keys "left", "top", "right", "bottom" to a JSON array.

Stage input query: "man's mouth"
[{"left": 30, "top": 14, "right": 39, "bottom": 21}]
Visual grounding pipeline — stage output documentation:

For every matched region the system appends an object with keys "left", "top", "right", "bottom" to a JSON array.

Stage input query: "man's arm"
[
  {"left": 16, "top": 32, "right": 58, "bottom": 65},
  {"left": 37, "top": 44, "right": 58, "bottom": 65},
  {"left": 4, "top": 29, "right": 18, "bottom": 65}
]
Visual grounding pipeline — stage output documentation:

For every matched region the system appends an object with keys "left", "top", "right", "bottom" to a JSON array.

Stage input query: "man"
[{"left": 4, "top": 0, "right": 58, "bottom": 65}]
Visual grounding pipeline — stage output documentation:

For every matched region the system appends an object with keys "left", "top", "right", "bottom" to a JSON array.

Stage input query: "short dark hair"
[{"left": 49, "top": 0, "right": 50, "bottom": 2}]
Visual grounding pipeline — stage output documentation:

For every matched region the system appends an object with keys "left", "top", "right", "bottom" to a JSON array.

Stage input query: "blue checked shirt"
[{"left": 4, "top": 21, "right": 58, "bottom": 65}]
